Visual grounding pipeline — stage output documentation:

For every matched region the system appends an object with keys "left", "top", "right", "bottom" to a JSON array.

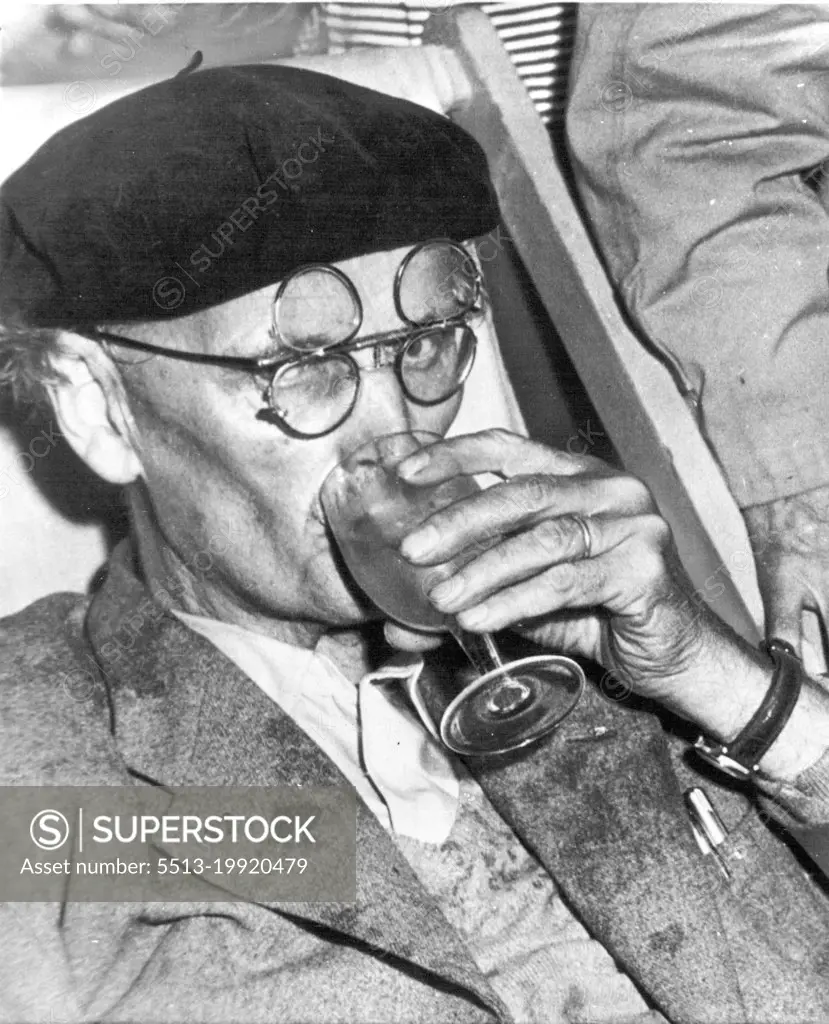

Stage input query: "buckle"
[{"left": 693, "top": 737, "right": 753, "bottom": 780}]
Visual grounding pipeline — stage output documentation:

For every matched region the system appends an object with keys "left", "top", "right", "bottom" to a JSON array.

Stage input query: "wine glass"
[{"left": 321, "top": 431, "right": 585, "bottom": 756}]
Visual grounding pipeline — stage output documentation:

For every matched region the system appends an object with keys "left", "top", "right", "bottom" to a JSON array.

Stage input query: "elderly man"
[{"left": 0, "top": 63, "right": 828, "bottom": 1024}]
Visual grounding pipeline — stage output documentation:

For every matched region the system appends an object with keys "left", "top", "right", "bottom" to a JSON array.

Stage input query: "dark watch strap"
[{"left": 694, "top": 638, "right": 804, "bottom": 780}]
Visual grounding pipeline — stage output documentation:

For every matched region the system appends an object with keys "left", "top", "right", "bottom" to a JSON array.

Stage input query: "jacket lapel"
[
  {"left": 85, "top": 545, "right": 504, "bottom": 1020},
  {"left": 467, "top": 680, "right": 748, "bottom": 1023}
]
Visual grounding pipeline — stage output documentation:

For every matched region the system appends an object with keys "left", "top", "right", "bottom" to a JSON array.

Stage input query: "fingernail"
[
  {"left": 430, "top": 578, "right": 462, "bottom": 606},
  {"left": 459, "top": 605, "right": 489, "bottom": 628},
  {"left": 398, "top": 452, "right": 429, "bottom": 478},
  {"left": 401, "top": 524, "right": 439, "bottom": 560}
]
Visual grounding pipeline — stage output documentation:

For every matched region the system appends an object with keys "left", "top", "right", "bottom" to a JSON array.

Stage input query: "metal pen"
[{"left": 684, "top": 787, "right": 731, "bottom": 880}]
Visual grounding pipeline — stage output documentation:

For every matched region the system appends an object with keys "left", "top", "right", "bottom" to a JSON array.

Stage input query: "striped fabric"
[{"left": 321, "top": 3, "right": 577, "bottom": 130}]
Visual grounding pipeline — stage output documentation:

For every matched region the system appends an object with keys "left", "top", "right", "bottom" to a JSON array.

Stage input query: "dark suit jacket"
[{"left": 1, "top": 541, "right": 828, "bottom": 1023}]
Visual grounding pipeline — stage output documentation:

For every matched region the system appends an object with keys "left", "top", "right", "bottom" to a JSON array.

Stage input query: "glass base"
[{"left": 439, "top": 655, "right": 585, "bottom": 756}]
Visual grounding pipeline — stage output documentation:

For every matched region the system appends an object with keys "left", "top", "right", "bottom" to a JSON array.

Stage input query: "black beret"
[{"left": 0, "top": 63, "right": 500, "bottom": 327}]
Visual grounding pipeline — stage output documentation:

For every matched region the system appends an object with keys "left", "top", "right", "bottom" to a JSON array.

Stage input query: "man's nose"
[{"left": 345, "top": 357, "right": 412, "bottom": 442}]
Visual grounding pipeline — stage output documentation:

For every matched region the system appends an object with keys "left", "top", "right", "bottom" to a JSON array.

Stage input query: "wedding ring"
[{"left": 571, "top": 513, "right": 593, "bottom": 561}]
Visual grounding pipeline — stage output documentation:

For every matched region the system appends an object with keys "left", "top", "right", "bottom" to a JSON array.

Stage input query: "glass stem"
[{"left": 448, "top": 627, "right": 504, "bottom": 677}]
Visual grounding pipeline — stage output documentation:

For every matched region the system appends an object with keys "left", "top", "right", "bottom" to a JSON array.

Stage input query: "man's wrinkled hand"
[
  {"left": 744, "top": 484, "right": 829, "bottom": 670},
  {"left": 390, "top": 429, "right": 722, "bottom": 703}
]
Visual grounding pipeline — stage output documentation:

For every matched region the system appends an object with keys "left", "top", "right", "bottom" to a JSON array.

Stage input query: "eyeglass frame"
[{"left": 76, "top": 238, "right": 486, "bottom": 438}]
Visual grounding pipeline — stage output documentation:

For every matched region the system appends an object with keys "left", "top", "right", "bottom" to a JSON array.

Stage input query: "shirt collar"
[{"left": 174, "top": 611, "right": 460, "bottom": 843}]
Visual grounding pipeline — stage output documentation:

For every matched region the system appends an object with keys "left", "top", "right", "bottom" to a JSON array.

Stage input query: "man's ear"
[{"left": 46, "top": 333, "right": 142, "bottom": 485}]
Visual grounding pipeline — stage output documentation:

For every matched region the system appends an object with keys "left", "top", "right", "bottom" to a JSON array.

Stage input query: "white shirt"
[{"left": 176, "top": 611, "right": 460, "bottom": 843}]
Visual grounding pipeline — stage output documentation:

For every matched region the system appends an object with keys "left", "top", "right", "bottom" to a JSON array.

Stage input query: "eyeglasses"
[{"left": 82, "top": 239, "right": 485, "bottom": 438}]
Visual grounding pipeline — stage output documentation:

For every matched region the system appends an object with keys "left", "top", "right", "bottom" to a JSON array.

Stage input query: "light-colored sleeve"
[
  {"left": 756, "top": 748, "right": 829, "bottom": 876},
  {"left": 566, "top": 3, "right": 829, "bottom": 508}
]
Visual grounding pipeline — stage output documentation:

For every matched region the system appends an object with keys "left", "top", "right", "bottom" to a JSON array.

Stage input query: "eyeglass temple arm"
[
  {"left": 79, "top": 328, "right": 284, "bottom": 371},
  {"left": 81, "top": 314, "right": 478, "bottom": 373},
  {"left": 82, "top": 326, "right": 400, "bottom": 371}
]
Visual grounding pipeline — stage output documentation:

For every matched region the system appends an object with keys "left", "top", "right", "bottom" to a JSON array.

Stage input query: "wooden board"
[{"left": 424, "top": 8, "right": 763, "bottom": 643}]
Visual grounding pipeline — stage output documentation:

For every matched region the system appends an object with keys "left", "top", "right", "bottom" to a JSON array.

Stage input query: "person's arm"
[
  {"left": 566, "top": 3, "right": 829, "bottom": 658},
  {"left": 715, "top": 645, "right": 829, "bottom": 875},
  {"left": 645, "top": 617, "right": 829, "bottom": 860},
  {"left": 743, "top": 486, "right": 829, "bottom": 661},
  {"left": 388, "top": 430, "right": 829, "bottom": 851}
]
